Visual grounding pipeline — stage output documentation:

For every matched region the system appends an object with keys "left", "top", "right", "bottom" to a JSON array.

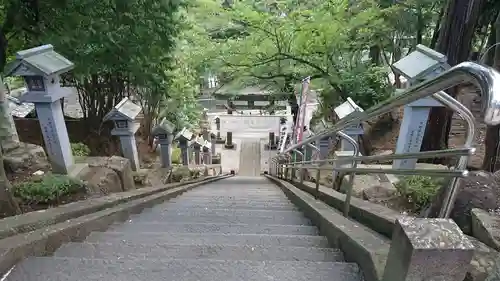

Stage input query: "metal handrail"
[{"left": 273, "top": 61, "right": 500, "bottom": 218}]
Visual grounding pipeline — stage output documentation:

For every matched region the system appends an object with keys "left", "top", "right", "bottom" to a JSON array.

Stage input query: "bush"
[
  {"left": 395, "top": 175, "right": 444, "bottom": 212},
  {"left": 71, "top": 143, "right": 91, "bottom": 157},
  {"left": 171, "top": 147, "right": 182, "bottom": 164},
  {"left": 169, "top": 166, "right": 191, "bottom": 183},
  {"left": 14, "top": 174, "right": 85, "bottom": 204}
]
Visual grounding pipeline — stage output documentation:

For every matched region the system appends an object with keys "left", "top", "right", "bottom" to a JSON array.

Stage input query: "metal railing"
[{"left": 271, "top": 61, "right": 500, "bottom": 218}]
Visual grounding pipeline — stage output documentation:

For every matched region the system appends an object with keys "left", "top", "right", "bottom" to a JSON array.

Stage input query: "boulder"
[
  {"left": 423, "top": 171, "right": 500, "bottom": 235},
  {"left": 84, "top": 156, "right": 136, "bottom": 192},
  {"left": 78, "top": 166, "right": 122, "bottom": 195},
  {"left": 3, "top": 142, "right": 49, "bottom": 172},
  {"left": 466, "top": 236, "right": 500, "bottom": 281},
  {"left": 362, "top": 185, "right": 397, "bottom": 202}
]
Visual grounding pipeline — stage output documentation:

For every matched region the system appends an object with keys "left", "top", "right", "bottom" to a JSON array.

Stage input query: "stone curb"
[
  {"left": 0, "top": 174, "right": 233, "bottom": 275},
  {"left": 265, "top": 175, "right": 389, "bottom": 281},
  {"left": 0, "top": 175, "right": 230, "bottom": 241},
  {"left": 290, "top": 180, "right": 399, "bottom": 238}
]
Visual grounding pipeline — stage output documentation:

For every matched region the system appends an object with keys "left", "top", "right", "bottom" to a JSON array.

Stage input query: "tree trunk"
[
  {"left": 421, "top": 0, "right": 484, "bottom": 158},
  {"left": 482, "top": 11, "right": 500, "bottom": 171},
  {"left": 0, "top": 78, "right": 21, "bottom": 217}
]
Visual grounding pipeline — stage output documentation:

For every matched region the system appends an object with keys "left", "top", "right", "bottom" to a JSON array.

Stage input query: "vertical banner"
[{"left": 295, "top": 76, "right": 310, "bottom": 143}]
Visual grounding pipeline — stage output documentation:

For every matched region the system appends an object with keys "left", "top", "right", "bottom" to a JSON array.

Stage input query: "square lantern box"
[
  {"left": 152, "top": 118, "right": 176, "bottom": 143},
  {"left": 334, "top": 97, "right": 364, "bottom": 135},
  {"left": 5, "top": 44, "right": 75, "bottom": 103},
  {"left": 175, "top": 127, "right": 194, "bottom": 143},
  {"left": 103, "top": 97, "right": 142, "bottom": 135},
  {"left": 392, "top": 44, "right": 450, "bottom": 106}
]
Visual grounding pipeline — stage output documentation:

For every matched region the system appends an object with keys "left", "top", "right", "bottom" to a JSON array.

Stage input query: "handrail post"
[
  {"left": 292, "top": 149, "right": 303, "bottom": 183},
  {"left": 336, "top": 131, "right": 360, "bottom": 217},
  {"left": 300, "top": 145, "right": 305, "bottom": 184}
]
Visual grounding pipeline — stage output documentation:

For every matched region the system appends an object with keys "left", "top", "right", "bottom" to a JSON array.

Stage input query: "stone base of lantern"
[
  {"left": 211, "top": 155, "right": 221, "bottom": 164},
  {"left": 224, "top": 142, "right": 236, "bottom": 150},
  {"left": 264, "top": 143, "right": 278, "bottom": 150},
  {"left": 215, "top": 137, "right": 226, "bottom": 144}
]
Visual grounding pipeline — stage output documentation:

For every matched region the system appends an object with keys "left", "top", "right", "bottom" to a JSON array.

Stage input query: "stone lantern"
[
  {"left": 152, "top": 118, "right": 175, "bottom": 168},
  {"left": 103, "top": 97, "right": 142, "bottom": 171},
  {"left": 5, "top": 44, "right": 75, "bottom": 174},
  {"left": 391, "top": 44, "right": 450, "bottom": 169},
  {"left": 333, "top": 97, "right": 364, "bottom": 152},
  {"left": 175, "top": 127, "right": 193, "bottom": 166}
]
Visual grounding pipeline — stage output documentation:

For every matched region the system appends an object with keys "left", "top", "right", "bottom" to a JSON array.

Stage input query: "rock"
[
  {"left": 85, "top": 156, "right": 136, "bottom": 192},
  {"left": 3, "top": 142, "right": 49, "bottom": 172},
  {"left": 169, "top": 166, "right": 191, "bottom": 183},
  {"left": 471, "top": 208, "right": 500, "bottom": 251},
  {"left": 79, "top": 166, "right": 122, "bottom": 195},
  {"left": 362, "top": 185, "right": 397, "bottom": 202},
  {"left": 133, "top": 170, "right": 150, "bottom": 187},
  {"left": 423, "top": 171, "right": 500, "bottom": 235},
  {"left": 466, "top": 236, "right": 500, "bottom": 281},
  {"left": 370, "top": 150, "right": 393, "bottom": 165}
]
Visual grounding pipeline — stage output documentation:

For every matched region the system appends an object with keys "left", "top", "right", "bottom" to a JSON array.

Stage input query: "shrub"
[
  {"left": 14, "top": 174, "right": 85, "bottom": 204},
  {"left": 171, "top": 146, "right": 182, "bottom": 164},
  {"left": 169, "top": 166, "right": 191, "bottom": 182},
  {"left": 394, "top": 175, "right": 445, "bottom": 212},
  {"left": 71, "top": 143, "right": 91, "bottom": 157}
]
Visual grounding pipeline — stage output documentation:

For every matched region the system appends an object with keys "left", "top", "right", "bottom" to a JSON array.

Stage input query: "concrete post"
[{"left": 383, "top": 217, "right": 474, "bottom": 281}]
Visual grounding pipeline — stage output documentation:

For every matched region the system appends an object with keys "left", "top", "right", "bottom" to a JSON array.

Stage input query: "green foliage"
[
  {"left": 170, "top": 166, "right": 191, "bottom": 182},
  {"left": 71, "top": 143, "right": 90, "bottom": 157},
  {"left": 395, "top": 175, "right": 444, "bottom": 212},
  {"left": 14, "top": 174, "right": 85, "bottom": 204},
  {"left": 171, "top": 146, "right": 182, "bottom": 164}
]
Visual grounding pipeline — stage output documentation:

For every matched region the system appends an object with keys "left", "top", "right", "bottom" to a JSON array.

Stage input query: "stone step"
[
  {"left": 142, "top": 208, "right": 305, "bottom": 218},
  {"left": 7, "top": 257, "right": 363, "bottom": 281},
  {"left": 152, "top": 202, "right": 298, "bottom": 210},
  {"left": 179, "top": 195, "right": 289, "bottom": 200},
  {"left": 108, "top": 222, "right": 319, "bottom": 235},
  {"left": 85, "top": 232, "right": 329, "bottom": 248},
  {"left": 127, "top": 213, "right": 311, "bottom": 225},
  {"left": 169, "top": 198, "right": 292, "bottom": 204},
  {"left": 55, "top": 242, "right": 344, "bottom": 262}
]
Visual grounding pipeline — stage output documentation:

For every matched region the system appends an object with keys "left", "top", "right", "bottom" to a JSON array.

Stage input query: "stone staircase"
[
  {"left": 238, "top": 140, "right": 261, "bottom": 176},
  {"left": 4, "top": 177, "right": 363, "bottom": 281}
]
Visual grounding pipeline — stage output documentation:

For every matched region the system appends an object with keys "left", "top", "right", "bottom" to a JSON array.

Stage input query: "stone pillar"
[
  {"left": 319, "top": 137, "right": 330, "bottom": 159},
  {"left": 210, "top": 134, "right": 216, "bottom": 156},
  {"left": 178, "top": 139, "right": 189, "bottom": 166},
  {"left": 269, "top": 132, "right": 276, "bottom": 148},
  {"left": 157, "top": 134, "right": 173, "bottom": 168},
  {"left": 383, "top": 217, "right": 474, "bottom": 281},
  {"left": 393, "top": 101, "right": 442, "bottom": 170},
  {"left": 194, "top": 146, "right": 201, "bottom": 165},
  {"left": 35, "top": 101, "right": 74, "bottom": 174},
  {"left": 203, "top": 146, "right": 211, "bottom": 164},
  {"left": 224, "top": 131, "right": 234, "bottom": 149},
  {"left": 116, "top": 134, "right": 140, "bottom": 171},
  {"left": 215, "top": 117, "right": 220, "bottom": 131}
]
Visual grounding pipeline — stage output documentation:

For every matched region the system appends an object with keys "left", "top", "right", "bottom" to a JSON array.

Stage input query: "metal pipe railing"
[
  {"left": 272, "top": 61, "right": 500, "bottom": 218},
  {"left": 279, "top": 62, "right": 500, "bottom": 155}
]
